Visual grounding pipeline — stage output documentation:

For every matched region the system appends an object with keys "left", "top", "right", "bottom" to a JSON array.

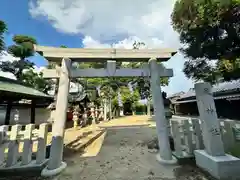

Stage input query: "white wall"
[{"left": 0, "top": 106, "right": 53, "bottom": 125}]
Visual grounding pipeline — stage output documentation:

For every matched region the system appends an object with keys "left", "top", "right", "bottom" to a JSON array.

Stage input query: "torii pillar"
[
  {"left": 41, "top": 58, "right": 71, "bottom": 176},
  {"left": 149, "top": 58, "right": 177, "bottom": 164}
]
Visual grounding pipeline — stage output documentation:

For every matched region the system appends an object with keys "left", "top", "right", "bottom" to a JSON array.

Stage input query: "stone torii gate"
[{"left": 34, "top": 45, "right": 177, "bottom": 176}]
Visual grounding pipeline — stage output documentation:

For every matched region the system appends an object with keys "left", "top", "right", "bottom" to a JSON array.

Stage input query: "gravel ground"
[
  {"left": 55, "top": 126, "right": 177, "bottom": 180},
  {"left": 55, "top": 125, "right": 214, "bottom": 180}
]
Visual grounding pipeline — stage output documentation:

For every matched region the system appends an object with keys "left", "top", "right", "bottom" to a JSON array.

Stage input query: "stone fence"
[
  {"left": 170, "top": 118, "right": 240, "bottom": 158},
  {"left": 0, "top": 123, "right": 49, "bottom": 171}
]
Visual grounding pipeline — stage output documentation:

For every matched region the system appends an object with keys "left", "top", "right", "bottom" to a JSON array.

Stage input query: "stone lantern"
[
  {"left": 72, "top": 106, "right": 80, "bottom": 128},
  {"left": 162, "top": 92, "right": 174, "bottom": 150}
]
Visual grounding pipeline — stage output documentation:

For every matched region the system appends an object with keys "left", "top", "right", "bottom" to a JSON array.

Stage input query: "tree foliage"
[
  {"left": 0, "top": 34, "right": 52, "bottom": 93},
  {"left": 0, "top": 20, "right": 7, "bottom": 53},
  {"left": 8, "top": 35, "right": 37, "bottom": 60},
  {"left": 21, "top": 69, "right": 53, "bottom": 93},
  {"left": 1, "top": 35, "right": 36, "bottom": 80},
  {"left": 171, "top": 0, "right": 240, "bottom": 83}
]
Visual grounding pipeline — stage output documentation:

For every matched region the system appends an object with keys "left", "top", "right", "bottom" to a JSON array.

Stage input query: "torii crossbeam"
[
  {"left": 34, "top": 45, "right": 176, "bottom": 62},
  {"left": 42, "top": 61, "right": 173, "bottom": 78}
]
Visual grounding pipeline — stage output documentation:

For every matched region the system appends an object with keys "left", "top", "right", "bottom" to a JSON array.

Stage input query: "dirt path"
[{"left": 53, "top": 116, "right": 177, "bottom": 180}]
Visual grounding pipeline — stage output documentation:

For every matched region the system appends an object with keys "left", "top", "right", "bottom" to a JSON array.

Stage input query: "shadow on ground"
[{"left": 63, "top": 129, "right": 106, "bottom": 159}]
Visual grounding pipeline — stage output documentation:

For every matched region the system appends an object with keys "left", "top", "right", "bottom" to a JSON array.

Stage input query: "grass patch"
[{"left": 227, "top": 142, "right": 240, "bottom": 158}]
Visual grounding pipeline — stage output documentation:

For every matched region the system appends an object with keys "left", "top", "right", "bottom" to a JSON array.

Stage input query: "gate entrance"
[{"left": 34, "top": 45, "right": 177, "bottom": 176}]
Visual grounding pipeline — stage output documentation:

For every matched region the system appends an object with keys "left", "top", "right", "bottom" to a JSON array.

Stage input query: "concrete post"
[
  {"left": 195, "top": 83, "right": 224, "bottom": 156},
  {"left": 149, "top": 58, "right": 176, "bottom": 164},
  {"left": 41, "top": 58, "right": 71, "bottom": 177},
  {"left": 194, "top": 82, "right": 240, "bottom": 180}
]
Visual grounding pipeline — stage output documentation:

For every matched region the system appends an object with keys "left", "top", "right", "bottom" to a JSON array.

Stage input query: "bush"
[{"left": 135, "top": 104, "right": 146, "bottom": 113}]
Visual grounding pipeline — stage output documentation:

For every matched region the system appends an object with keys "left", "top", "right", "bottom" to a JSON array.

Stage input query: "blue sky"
[
  {"left": 0, "top": 0, "right": 194, "bottom": 94},
  {"left": 1, "top": 0, "right": 86, "bottom": 67}
]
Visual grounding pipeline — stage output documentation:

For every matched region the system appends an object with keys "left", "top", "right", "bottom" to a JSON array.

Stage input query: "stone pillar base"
[
  {"left": 156, "top": 153, "right": 177, "bottom": 165},
  {"left": 41, "top": 161, "right": 67, "bottom": 177},
  {"left": 195, "top": 150, "right": 240, "bottom": 179}
]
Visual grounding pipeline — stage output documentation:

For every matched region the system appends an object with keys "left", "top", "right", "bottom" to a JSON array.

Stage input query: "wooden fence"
[
  {"left": 0, "top": 123, "right": 50, "bottom": 170},
  {"left": 170, "top": 118, "right": 240, "bottom": 158}
]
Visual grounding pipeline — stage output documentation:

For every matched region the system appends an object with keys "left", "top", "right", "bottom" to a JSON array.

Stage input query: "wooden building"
[
  {"left": 171, "top": 80, "right": 240, "bottom": 119},
  {"left": 0, "top": 76, "right": 53, "bottom": 125}
]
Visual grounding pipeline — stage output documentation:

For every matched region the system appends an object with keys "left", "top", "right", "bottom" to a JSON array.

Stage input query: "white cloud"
[
  {"left": 0, "top": 51, "right": 19, "bottom": 79},
  {"left": 29, "top": 0, "right": 179, "bottom": 48},
  {"left": 29, "top": 0, "right": 194, "bottom": 94},
  {"left": 0, "top": 51, "right": 47, "bottom": 80},
  {"left": 0, "top": 51, "right": 19, "bottom": 62},
  {"left": 0, "top": 51, "right": 46, "bottom": 79}
]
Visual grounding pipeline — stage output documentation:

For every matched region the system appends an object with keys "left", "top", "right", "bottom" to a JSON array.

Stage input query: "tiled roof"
[
  {"left": 168, "top": 91, "right": 185, "bottom": 99},
  {"left": 178, "top": 79, "right": 240, "bottom": 100},
  {"left": 0, "top": 76, "right": 52, "bottom": 99}
]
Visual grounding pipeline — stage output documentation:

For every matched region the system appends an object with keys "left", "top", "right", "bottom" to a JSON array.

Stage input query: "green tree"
[
  {"left": 0, "top": 20, "right": 7, "bottom": 53},
  {"left": 124, "top": 41, "right": 169, "bottom": 98},
  {"left": 21, "top": 69, "right": 53, "bottom": 93},
  {"left": 0, "top": 35, "right": 52, "bottom": 93},
  {"left": 171, "top": 0, "right": 240, "bottom": 83},
  {"left": 1, "top": 35, "right": 36, "bottom": 80}
]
